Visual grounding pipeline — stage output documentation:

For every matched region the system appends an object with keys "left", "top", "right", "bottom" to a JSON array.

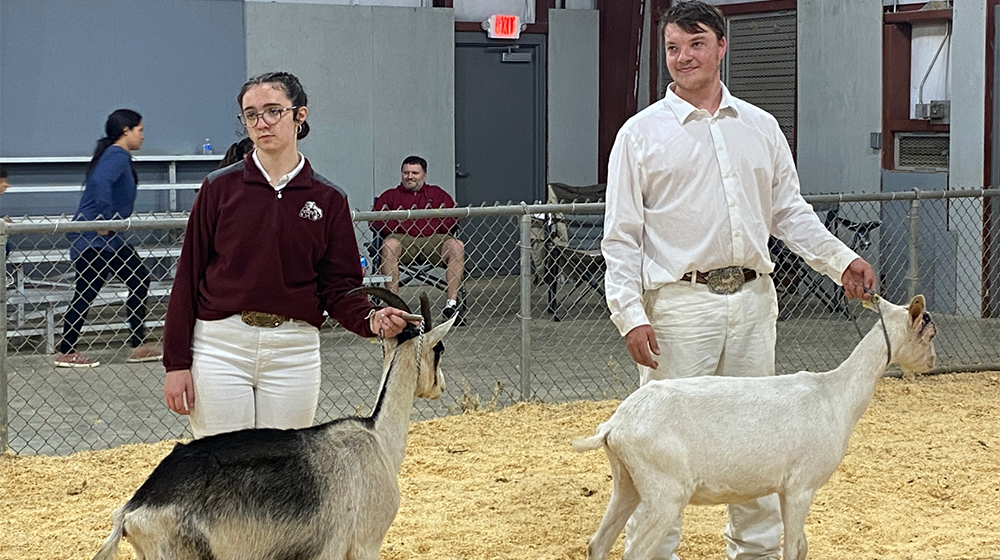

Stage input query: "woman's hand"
[
  {"left": 164, "top": 369, "right": 195, "bottom": 415},
  {"left": 369, "top": 306, "right": 420, "bottom": 338}
]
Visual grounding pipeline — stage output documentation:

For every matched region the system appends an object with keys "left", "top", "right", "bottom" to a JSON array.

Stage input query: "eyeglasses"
[{"left": 238, "top": 106, "right": 299, "bottom": 128}]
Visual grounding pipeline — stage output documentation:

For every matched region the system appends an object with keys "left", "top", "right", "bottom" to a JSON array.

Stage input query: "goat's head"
[
  {"left": 878, "top": 294, "right": 937, "bottom": 373},
  {"left": 347, "top": 287, "right": 456, "bottom": 399}
]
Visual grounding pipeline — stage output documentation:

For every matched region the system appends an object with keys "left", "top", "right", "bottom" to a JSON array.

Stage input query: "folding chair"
[
  {"left": 772, "top": 204, "right": 881, "bottom": 319},
  {"left": 367, "top": 198, "right": 466, "bottom": 320},
  {"left": 540, "top": 183, "right": 606, "bottom": 322},
  {"left": 368, "top": 230, "right": 459, "bottom": 293}
]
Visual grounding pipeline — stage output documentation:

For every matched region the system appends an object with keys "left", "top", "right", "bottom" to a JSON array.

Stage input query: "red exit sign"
[{"left": 488, "top": 14, "right": 522, "bottom": 40}]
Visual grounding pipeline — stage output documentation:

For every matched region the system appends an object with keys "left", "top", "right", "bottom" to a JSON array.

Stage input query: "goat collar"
[
  {"left": 862, "top": 290, "right": 891, "bottom": 366},
  {"left": 382, "top": 321, "right": 426, "bottom": 376}
]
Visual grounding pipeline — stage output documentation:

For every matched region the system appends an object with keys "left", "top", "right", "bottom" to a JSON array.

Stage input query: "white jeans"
[
  {"left": 627, "top": 275, "right": 783, "bottom": 560},
  {"left": 188, "top": 315, "right": 322, "bottom": 438}
]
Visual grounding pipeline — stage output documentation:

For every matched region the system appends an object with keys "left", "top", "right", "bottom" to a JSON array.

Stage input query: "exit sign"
[{"left": 487, "top": 14, "right": 522, "bottom": 40}]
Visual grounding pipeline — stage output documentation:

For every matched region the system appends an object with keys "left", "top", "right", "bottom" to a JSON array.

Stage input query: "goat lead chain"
[
  {"left": 863, "top": 288, "right": 891, "bottom": 366},
  {"left": 414, "top": 321, "right": 425, "bottom": 375}
]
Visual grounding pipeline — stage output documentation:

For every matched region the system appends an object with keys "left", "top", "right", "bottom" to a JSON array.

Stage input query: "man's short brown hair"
[{"left": 665, "top": 0, "right": 726, "bottom": 41}]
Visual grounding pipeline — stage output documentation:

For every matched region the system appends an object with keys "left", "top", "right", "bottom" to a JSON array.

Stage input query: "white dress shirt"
[
  {"left": 602, "top": 82, "right": 859, "bottom": 336},
  {"left": 252, "top": 149, "right": 305, "bottom": 192}
]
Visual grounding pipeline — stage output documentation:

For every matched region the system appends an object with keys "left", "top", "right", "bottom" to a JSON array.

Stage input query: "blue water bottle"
[{"left": 202, "top": 138, "right": 213, "bottom": 155}]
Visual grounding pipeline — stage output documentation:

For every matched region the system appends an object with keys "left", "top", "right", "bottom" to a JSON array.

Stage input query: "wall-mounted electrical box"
[{"left": 914, "top": 100, "right": 950, "bottom": 123}]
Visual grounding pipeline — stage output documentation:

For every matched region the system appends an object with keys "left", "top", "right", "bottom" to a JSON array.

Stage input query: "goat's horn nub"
[
  {"left": 345, "top": 286, "right": 411, "bottom": 314},
  {"left": 419, "top": 292, "right": 432, "bottom": 329}
]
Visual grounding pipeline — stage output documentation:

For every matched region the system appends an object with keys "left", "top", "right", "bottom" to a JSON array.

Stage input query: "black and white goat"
[
  {"left": 573, "top": 295, "right": 937, "bottom": 560},
  {"left": 92, "top": 288, "right": 454, "bottom": 560}
]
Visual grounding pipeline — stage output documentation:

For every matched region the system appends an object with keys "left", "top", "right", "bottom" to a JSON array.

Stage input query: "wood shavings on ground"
[{"left": 1, "top": 371, "right": 997, "bottom": 559}]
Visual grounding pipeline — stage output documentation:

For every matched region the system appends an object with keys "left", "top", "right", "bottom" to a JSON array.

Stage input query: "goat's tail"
[
  {"left": 91, "top": 506, "right": 126, "bottom": 560},
  {"left": 571, "top": 423, "right": 611, "bottom": 453}
]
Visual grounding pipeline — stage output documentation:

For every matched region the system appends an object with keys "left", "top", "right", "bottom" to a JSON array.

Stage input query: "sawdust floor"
[{"left": 1, "top": 372, "right": 998, "bottom": 560}]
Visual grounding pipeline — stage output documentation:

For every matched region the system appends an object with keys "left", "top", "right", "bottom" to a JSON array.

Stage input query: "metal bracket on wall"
[
  {"left": 485, "top": 45, "right": 532, "bottom": 63},
  {"left": 870, "top": 132, "right": 883, "bottom": 150}
]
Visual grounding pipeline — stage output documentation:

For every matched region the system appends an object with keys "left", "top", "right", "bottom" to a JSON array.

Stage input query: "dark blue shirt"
[{"left": 68, "top": 145, "right": 137, "bottom": 259}]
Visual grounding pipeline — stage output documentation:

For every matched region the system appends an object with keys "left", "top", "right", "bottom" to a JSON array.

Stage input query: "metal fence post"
[
  {"left": 519, "top": 213, "right": 532, "bottom": 401},
  {"left": 907, "top": 190, "right": 922, "bottom": 300},
  {"left": 1, "top": 220, "right": 9, "bottom": 453}
]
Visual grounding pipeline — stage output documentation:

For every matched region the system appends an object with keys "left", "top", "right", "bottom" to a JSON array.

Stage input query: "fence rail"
[{"left": 2, "top": 189, "right": 998, "bottom": 455}]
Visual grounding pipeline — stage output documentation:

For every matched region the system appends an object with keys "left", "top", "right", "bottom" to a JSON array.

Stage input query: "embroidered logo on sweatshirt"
[{"left": 299, "top": 201, "right": 323, "bottom": 221}]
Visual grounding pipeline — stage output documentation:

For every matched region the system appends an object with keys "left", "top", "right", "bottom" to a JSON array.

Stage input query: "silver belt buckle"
[{"left": 706, "top": 266, "right": 744, "bottom": 295}]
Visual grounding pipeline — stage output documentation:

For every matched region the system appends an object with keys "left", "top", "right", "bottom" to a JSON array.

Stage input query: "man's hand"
[
  {"left": 625, "top": 324, "right": 660, "bottom": 369},
  {"left": 841, "top": 257, "right": 876, "bottom": 301},
  {"left": 164, "top": 369, "right": 194, "bottom": 415}
]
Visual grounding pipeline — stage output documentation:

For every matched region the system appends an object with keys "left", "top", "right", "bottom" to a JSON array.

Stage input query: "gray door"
[{"left": 454, "top": 32, "right": 545, "bottom": 274}]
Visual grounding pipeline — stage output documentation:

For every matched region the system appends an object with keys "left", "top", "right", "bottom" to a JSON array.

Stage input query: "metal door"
[{"left": 454, "top": 32, "right": 545, "bottom": 274}]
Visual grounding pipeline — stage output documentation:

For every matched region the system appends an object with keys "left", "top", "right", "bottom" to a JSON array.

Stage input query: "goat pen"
[{"left": 3, "top": 190, "right": 1000, "bottom": 456}]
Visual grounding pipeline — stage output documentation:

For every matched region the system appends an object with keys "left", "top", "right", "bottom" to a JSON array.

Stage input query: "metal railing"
[{"left": 2, "top": 189, "right": 998, "bottom": 455}]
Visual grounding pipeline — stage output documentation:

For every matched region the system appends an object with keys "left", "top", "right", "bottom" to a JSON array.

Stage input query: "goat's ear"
[
  {"left": 908, "top": 294, "right": 926, "bottom": 325},
  {"left": 425, "top": 315, "right": 457, "bottom": 344}
]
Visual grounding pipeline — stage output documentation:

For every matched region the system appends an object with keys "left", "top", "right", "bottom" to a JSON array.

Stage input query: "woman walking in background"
[
  {"left": 162, "top": 71, "right": 412, "bottom": 438},
  {"left": 55, "top": 109, "right": 162, "bottom": 368}
]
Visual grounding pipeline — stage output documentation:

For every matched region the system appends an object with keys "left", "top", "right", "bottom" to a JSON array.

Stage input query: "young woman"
[
  {"left": 162, "top": 72, "right": 411, "bottom": 438},
  {"left": 55, "top": 109, "right": 162, "bottom": 368}
]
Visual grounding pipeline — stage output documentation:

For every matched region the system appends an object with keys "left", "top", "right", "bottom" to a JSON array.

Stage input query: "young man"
[
  {"left": 372, "top": 155, "right": 465, "bottom": 321},
  {"left": 601, "top": 2, "right": 875, "bottom": 559}
]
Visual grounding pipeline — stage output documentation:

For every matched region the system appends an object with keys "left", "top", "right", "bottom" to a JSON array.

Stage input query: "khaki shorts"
[{"left": 386, "top": 233, "right": 454, "bottom": 266}]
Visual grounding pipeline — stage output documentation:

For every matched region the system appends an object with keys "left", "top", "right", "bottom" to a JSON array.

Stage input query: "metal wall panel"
[
  {"left": 725, "top": 11, "right": 797, "bottom": 151},
  {"left": 548, "top": 9, "right": 600, "bottom": 186},
  {"left": 796, "top": 0, "right": 882, "bottom": 195},
  {"left": 245, "top": 4, "right": 454, "bottom": 211},
  {"left": 0, "top": 0, "right": 246, "bottom": 157}
]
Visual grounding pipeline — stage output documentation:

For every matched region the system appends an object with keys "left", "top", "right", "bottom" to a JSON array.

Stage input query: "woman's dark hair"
[
  {"left": 86, "top": 108, "right": 142, "bottom": 185},
  {"left": 217, "top": 137, "right": 255, "bottom": 169},
  {"left": 665, "top": 0, "right": 726, "bottom": 41},
  {"left": 237, "top": 71, "right": 310, "bottom": 140}
]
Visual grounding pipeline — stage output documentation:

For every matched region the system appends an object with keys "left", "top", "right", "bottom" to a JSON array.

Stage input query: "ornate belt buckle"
[
  {"left": 705, "top": 266, "right": 744, "bottom": 295},
  {"left": 241, "top": 311, "right": 286, "bottom": 328}
]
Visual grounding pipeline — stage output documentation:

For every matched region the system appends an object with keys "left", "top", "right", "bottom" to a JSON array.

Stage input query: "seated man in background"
[{"left": 373, "top": 155, "right": 465, "bottom": 320}]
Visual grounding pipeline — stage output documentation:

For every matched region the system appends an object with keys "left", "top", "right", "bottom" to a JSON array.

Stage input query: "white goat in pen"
[
  {"left": 573, "top": 294, "right": 937, "bottom": 560},
  {"left": 92, "top": 288, "right": 455, "bottom": 560}
]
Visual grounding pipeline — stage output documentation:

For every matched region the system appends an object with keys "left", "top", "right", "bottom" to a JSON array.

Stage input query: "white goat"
[
  {"left": 92, "top": 289, "right": 455, "bottom": 560},
  {"left": 573, "top": 294, "right": 937, "bottom": 560}
]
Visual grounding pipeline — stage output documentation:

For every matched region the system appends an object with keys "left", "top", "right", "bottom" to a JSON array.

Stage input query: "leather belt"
[
  {"left": 241, "top": 311, "right": 288, "bottom": 328},
  {"left": 681, "top": 267, "right": 759, "bottom": 295}
]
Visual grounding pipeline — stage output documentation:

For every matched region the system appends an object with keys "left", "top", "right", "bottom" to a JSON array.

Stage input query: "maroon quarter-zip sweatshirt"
[{"left": 162, "top": 156, "right": 374, "bottom": 371}]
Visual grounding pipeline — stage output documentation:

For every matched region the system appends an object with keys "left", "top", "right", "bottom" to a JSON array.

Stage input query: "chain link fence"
[{"left": 3, "top": 189, "right": 998, "bottom": 455}]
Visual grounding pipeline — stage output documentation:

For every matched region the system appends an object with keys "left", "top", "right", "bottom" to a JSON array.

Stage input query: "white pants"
[
  {"left": 188, "top": 315, "right": 322, "bottom": 439},
  {"left": 627, "top": 275, "right": 783, "bottom": 560}
]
